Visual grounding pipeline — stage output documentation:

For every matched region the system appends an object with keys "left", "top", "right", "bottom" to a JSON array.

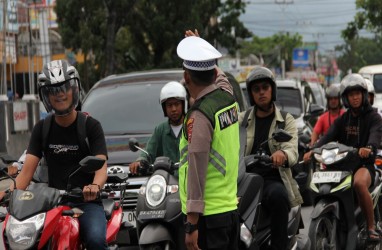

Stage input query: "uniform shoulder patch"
[{"left": 187, "top": 118, "right": 194, "bottom": 143}]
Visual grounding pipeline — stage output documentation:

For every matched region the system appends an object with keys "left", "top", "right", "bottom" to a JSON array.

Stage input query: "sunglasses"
[
  {"left": 45, "top": 80, "right": 74, "bottom": 96},
  {"left": 251, "top": 83, "right": 271, "bottom": 93}
]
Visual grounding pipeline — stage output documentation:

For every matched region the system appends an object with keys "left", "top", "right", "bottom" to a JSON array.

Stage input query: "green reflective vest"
[{"left": 179, "top": 89, "right": 239, "bottom": 216}]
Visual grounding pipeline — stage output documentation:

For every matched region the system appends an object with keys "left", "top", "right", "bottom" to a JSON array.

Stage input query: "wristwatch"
[{"left": 184, "top": 221, "right": 198, "bottom": 234}]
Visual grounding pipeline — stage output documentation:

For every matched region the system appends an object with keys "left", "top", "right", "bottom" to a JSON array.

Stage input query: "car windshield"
[
  {"left": 82, "top": 83, "right": 166, "bottom": 134},
  {"left": 374, "top": 74, "right": 382, "bottom": 93},
  {"left": 308, "top": 83, "right": 325, "bottom": 107},
  {"left": 275, "top": 88, "right": 303, "bottom": 117}
]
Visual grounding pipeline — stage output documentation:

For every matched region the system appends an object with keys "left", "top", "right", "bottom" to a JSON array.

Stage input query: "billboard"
[{"left": 292, "top": 48, "right": 309, "bottom": 69}]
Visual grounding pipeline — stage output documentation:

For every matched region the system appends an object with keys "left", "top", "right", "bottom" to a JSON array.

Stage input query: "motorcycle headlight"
[
  {"left": 6, "top": 213, "right": 46, "bottom": 250},
  {"left": 314, "top": 148, "right": 348, "bottom": 165},
  {"left": 146, "top": 175, "right": 166, "bottom": 207}
]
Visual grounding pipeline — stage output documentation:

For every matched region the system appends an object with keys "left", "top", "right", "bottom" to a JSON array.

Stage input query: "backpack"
[{"left": 33, "top": 112, "right": 90, "bottom": 183}]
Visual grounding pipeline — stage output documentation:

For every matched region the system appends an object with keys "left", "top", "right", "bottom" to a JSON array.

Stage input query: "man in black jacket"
[{"left": 304, "top": 73, "right": 382, "bottom": 241}]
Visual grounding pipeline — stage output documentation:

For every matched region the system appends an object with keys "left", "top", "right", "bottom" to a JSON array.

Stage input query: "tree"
[
  {"left": 239, "top": 32, "right": 303, "bottom": 71},
  {"left": 55, "top": 0, "right": 251, "bottom": 89},
  {"left": 336, "top": 37, "right": 382, "bottom": 74}
]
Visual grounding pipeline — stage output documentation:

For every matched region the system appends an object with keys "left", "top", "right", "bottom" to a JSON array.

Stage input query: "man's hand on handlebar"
[
  {"left": 270, "top": 150, "right": 287, "bottom": 168},
  {"left": 303, "top": 151, "right": 313, "bottom": 164},
  {"left": 359, "top": 147, "right": 372, "bottom": 158},
  {"left": 129, "top": 161, "right": 141, "bottom": 175},
  {"left": 83, "top": 184, "right": 100, "bottom": 202}
]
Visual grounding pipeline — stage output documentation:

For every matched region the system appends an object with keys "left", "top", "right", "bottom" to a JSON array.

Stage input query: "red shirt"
[{"left": 313, "top": 109, "right": 346, "bottom": 136}]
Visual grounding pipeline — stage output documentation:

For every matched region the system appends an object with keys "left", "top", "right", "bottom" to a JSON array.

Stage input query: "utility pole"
[{"left": 275, "top": 0, "right": 294, "bottom": 79}]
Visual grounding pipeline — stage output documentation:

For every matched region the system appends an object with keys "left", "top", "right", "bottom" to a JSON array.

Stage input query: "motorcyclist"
[
  {"left": 129, "top": 81, "right": 187, "bottom": 174},
  {"left": 303, "top": 73, "right": 382, "bottom": 242},
  {"left": 310, "top": 83, "right": 345, "bottom": 146},
  {"left": 0, "top": 60, "right": 109, "bottom": 249},
  {"left": 365, "top": 78, "right": 382, "bottom": 117},
  {"left": 239, "top": 66, "right": 303, "bottom": 250}
]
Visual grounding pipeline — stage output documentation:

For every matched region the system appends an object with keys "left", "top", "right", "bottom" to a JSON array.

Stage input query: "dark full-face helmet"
[
  {"left": 159, "top": 81, "right": 187, "bottom": 116},
  {"left": 246, "top": 66, "right": 276, "bottom": 106},
  {"left": 38, "top": 60, "right": 80, "bottom": 116},
  {"left": 340, "top": 73, "right": 368, "bottom": 109}
]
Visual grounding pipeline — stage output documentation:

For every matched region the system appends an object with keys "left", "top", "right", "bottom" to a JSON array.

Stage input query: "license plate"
[
  {"left": 138, "top": 210, "right": 166, "bottom": 220},
  {"left": 123, "top": 210, "right": 136, "bottom": 227},
  {"left": 312, "top": 171, "right": 342, "bottom": 183}
]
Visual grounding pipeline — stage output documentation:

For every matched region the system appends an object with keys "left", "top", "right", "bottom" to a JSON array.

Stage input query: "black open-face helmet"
[{"left": 246, "top": 66, "right": 276, "bottom": 106}]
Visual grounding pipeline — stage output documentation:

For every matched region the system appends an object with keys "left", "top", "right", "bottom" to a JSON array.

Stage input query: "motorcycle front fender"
[
  {"left": 310, "top": 199, "right": 340, "bottom": 220},
  {"left": 139, "top": 223, "right": 173, "bottom": 245}
]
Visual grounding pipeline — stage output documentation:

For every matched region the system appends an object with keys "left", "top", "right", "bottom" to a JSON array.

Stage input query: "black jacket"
[{"left": 316, "top": 104, "right": 382, "bottom": 164}]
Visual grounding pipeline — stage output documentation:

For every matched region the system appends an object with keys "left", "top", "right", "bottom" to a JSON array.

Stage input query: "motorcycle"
[
  {"left": 308, "top": 142, "right": 382, "bottom": 250},
  {"left": 293, "top": 132, "right": 314, "bottom": 206},
  {"left": 238, "top": 129, "right": 310, "bottom": 250},
  {"left": 129, "top": 138, "right": 185, "bottom": 250},
  {"left": 0, "top": 155, "right": 133, "bottom": 249}
]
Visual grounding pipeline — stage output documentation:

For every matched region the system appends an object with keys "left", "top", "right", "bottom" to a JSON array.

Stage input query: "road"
[{"left": 301, "top": 205, "right": 312, "bottom": 236}]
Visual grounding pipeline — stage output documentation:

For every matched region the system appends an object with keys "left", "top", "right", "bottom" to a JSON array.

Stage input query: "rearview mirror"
[
  {"left": 272, "top": 129, "right": 293, "bottom": 142},
  {"left": 309, "top": 103, "right": 325, "bottom": 117},
  {"left": 129, "top": 138, "right": 139, "bottom": 152},
  {"left": 79, "top": 156, "right": 105, "bottom": 173}
]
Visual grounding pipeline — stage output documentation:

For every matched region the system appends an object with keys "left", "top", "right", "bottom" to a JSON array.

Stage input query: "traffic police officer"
[{"left": 177, "top": 36, "right": 240, "bottom": 250}]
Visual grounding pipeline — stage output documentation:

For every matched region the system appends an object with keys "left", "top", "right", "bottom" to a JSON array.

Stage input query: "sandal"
[{"left": 367, "top": 229, "right": 382, "bottom": 242}]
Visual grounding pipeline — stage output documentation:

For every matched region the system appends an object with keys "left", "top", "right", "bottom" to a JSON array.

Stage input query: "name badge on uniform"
[{"left": 218, "top": 106, "right": 238, "bottom": 130}]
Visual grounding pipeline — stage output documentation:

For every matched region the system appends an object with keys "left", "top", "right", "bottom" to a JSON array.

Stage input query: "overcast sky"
[{"left": 240, "top": 0, "right": 373, "bottom": 52}]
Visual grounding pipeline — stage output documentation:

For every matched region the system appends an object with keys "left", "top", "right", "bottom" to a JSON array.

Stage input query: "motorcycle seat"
[{"left": 102, "top": 199, "right": 116, "bottom": 220}]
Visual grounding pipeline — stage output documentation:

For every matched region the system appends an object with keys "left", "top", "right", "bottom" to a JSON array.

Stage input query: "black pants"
[
  {"left": 196, "top": 210, "right": 240, "bottom": 250},
  {"left": 262, "top": 179, "right": 290, "bottom": 250}
]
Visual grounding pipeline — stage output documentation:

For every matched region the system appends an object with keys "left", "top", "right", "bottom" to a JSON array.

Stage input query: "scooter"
[
  {"left": 309, "top": 142, "right": 382, "bottom": 250},
  {"left": 0, "top": 155, "right": 133, "bottom": 249},
  {"left": 237, "top": 129, "right": 311, "bottom": 250},
  {"left": 129, "top": 138, "right": 185, "bottom": 250}
]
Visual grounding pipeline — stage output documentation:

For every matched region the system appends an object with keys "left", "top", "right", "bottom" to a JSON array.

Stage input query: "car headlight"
[
  {"left": 146, "top": 175, "right": 166, "bottom": 207},
  {"left": 314, "top": 148, "right": 348, "bottom": 165},
  {"left": 6, "top": 213, "right": 46, "bottom": 250}
]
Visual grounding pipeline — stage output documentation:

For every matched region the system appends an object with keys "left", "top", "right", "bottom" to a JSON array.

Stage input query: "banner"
[{"left": 13, "top": 102, "right": 28, "bottom": 131}]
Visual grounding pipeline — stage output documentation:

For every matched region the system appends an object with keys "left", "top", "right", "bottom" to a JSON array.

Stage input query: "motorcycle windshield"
[{"left": 9, "top": 184, "right": 60, "bottom": 221}]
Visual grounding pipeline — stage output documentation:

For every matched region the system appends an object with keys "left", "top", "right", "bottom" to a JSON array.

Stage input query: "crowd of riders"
[{"left": 2, "top": 27, "right": 382, "bottom": 250}]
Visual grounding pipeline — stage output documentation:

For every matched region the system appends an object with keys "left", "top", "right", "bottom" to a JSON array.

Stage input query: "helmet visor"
[{"left": 41, "top": 79, "right": 77, "bottom": 96}]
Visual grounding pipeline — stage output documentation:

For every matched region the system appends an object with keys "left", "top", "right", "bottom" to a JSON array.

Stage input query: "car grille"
[{"left": 107, "top": 165, "right": 148, "bottom": 210}]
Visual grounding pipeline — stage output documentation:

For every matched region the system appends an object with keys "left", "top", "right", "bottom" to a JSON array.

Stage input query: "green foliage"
[
  {"left": 55, "top": 0, "right": 251, "bottom": 89},
  {"left": 339, "top": 0, "right": 382, "bottom": 73},
  {"left": 239, "top": 32, "right": 303, "bottom": 71},
  {"left": 336, "top": 37, "right": 382, "bottom": 74}
]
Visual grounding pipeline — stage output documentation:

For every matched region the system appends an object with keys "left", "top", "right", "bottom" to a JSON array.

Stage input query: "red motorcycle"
[{"left": 0, "top": 156, "right": 133, "bottom": 249}]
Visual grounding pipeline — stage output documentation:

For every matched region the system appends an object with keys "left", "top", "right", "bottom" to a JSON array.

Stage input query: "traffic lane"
[{"left": 301, "top": 205, "right": 312, "bottom": 236}]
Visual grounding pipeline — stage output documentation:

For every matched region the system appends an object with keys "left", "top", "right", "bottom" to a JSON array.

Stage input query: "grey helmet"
[
  {"left": 38, "top": 60, "right": 80, "bottom": 116},
  {"left": 340, "top": 73, "right": 368, "bottom": 108},
  {"left": 364, "top": 78, "right": 375, "bottom": 105},
  {"left": 325, "top": 84, "right": 341, "bottom": 98},
  {"left": 246, "top": 66, "right": 276, "bottom": 106}
]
